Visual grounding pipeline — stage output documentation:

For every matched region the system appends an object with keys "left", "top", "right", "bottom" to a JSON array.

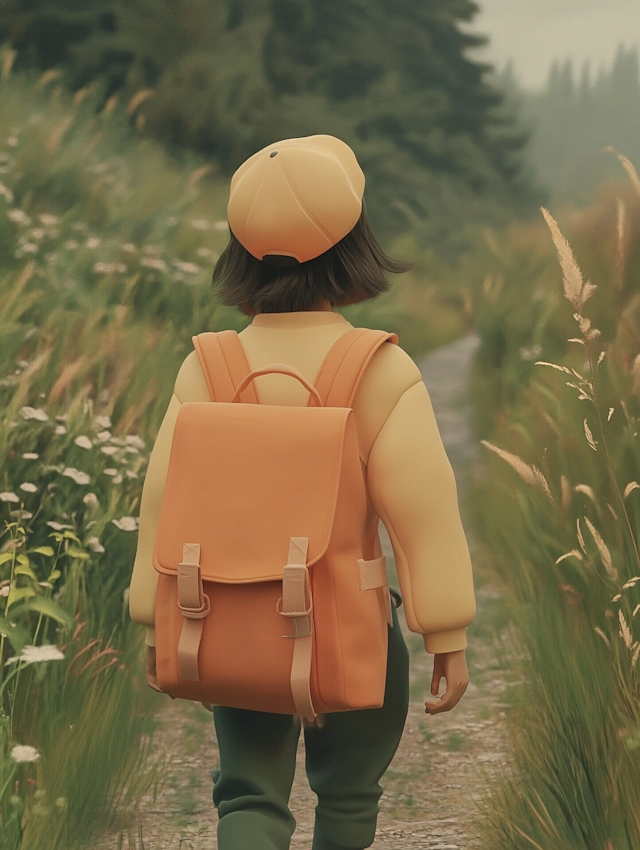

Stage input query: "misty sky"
[{"left": 464, "top": 0, "right": 640, "bottom": 90}]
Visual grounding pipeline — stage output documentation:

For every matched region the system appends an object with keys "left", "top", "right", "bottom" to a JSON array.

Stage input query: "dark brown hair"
[{"left": 211, "top": 203, "right": 413, "bottom": 315}]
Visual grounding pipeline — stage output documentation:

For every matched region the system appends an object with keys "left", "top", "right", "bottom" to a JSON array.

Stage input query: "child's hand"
[{"left": 424, "top": 649, "right": 469, "bottom": 715}]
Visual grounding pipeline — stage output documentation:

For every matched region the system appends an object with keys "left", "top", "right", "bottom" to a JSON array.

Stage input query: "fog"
[{"left": 465, "top": 0, "right": 640, "bottom": 89}]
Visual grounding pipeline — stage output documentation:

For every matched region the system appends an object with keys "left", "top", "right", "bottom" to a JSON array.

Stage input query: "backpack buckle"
[{"left": 277, "top": 563, "right": 314, "bottom": 638}]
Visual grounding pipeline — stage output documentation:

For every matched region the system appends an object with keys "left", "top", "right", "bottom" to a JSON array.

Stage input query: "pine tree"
[{"left": 1, "top": 0, "right": 542, "bottom": 242}]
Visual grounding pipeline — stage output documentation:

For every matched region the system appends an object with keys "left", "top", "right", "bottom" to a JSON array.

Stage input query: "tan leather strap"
[
  {"left": 276, "top": 537, "right": 316, "bottom": 722},
  {"left": 177, "top": 543, "right": 211, "bottom": 682},
  {"left": 357, "top": 534, "right": 393, "bottom": 627}
]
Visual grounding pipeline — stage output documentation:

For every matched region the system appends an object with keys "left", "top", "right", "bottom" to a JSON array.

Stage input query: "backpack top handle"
[{"left": 231, "top": 364, "right": 323, "bottom": 407}]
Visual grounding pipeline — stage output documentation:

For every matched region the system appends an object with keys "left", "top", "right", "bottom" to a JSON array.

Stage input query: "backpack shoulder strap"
[
  {"left": 191, "top": 331, "right": 258, "bottom": 404},
  {"left": 192, "top": 326, "right": 398, "bottom": 407},
  {"left": 313, "top": 327, "right": 399, "bottom": 408}
]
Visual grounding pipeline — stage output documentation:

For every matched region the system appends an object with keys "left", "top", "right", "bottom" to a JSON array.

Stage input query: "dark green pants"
[{"left": 211, "top": 603, "right": 410, "bottom": 850}]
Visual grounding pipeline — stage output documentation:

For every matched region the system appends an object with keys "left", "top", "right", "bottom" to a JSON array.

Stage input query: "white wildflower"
[
  {"left": 125, "top": 435, "right": 145, "bottom": 450},
  {"left": 197, "top": 247, "right": 215, "bottom": 259},
  {"left": 55, "top": 425, "right": 67, "bottom": 435},
  {"left": 213, "top": 220, "right": 228, "bottom": 231},
  {"left": 12, "top": 510, "right": 32, "bottom": 519},
  {"left": 121, "top": 243, "right": 136, "bottom": 253},
  {"left": 7, "top": 645, "right": 65, "bottom": 665},
  {"left": 100, "top": 446, "right": 118, "bottom": 456},
  {"left": 62, "top": 467, "right": 90, "bottom": 485},
  {"left": 86, "top": 536, "right": 105, "bottom": 553},
  {"left": 19, "top": 406, "right": 48, "bottom": 422},
  {"left": 125, "top": 470, "right": 139, "bottom": 479},
  {"left": 46, "top": 521, "right": 73, "bottom": 530},
  {"left": 96, "top": 430, "right": 111, "bottom": 442},
  {"left": 39, "top": 214, "right": 59, "bottom": 226},
  {"left": 94, "top": 415, "right": 112, "bottom": 429},
  {"left": 190, "top": 219, "right": 210, "bottom": 230},
  {"left": 124, "top": 446, "right": 139, "bottom": 454},
  {"left": 63, "top": 240, "right": 79, "bottom": 251},
  {"left": 0, "top": 181, "right": 14, "bottom": 202},
  {"left": 19, "top": 483, "right": 37, "bottom": 493},
  {"left": 7, "top": 136, "right": 19, "bottom": 148},
  {"left": 0, "top": 586, "right": 10, "bottom": 596},
  {"left": 11, "top": 746, "right": 40, "bottom": 763},
  {"left": 86, "top": 237, "right": 101, "bottom": 249},
  {"left": 112, "top": 516, "right": 137, "bottom": 532},
  {"left": 93, "top": 262, "right": 127, "bottom": 274},
  {"left": 83, "top": 492, "right": 98, "bottom": 506},
  {"left": 21, "top": 453, "right": 39, "bottom": 460},
  {"left": 30, "top": 229, "right": 44, "bottom": 240},
  {"left": 0, "top": 492, "right": 20, "bottom": 502},
  {"left": 103, "top": 468, "right": 118, "bottom": 476},
  {"left": 141, "top": 257, "right": 167, "bottom": 271},
  {"left": 173, "top": 260, "right": 202, "bottom": 275},
  {"left": 519, "top": 345, "right": 542, "bottom": 361},
  {"left": 74, "top": 435, "right": 93, "bottom": 450},
  {"left": 8, "top": 209, "right": 31, "bottom": 226}
]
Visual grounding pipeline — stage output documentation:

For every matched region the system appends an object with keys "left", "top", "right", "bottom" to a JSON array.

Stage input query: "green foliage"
[
  {"left": 0, "top": 0, "right": 542, "bottom": 245},
  {"left": 0, "top": 67, "right": 476, "bottom": 847},
  {"left": 467, "top": 178, "right": 640, "bottom": 845}
]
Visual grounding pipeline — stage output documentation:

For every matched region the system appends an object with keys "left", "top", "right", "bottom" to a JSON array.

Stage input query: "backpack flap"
[{"left": 153, "top": 400, "right": 365, "bottom": 582}]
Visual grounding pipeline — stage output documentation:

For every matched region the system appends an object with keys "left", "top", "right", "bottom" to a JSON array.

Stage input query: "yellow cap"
[{"left": 227, "top": 135, "right": 365, "bottom": 263}]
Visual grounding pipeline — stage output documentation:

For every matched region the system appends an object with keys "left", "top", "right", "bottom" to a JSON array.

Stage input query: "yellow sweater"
[{"left": 129, "top": 310, "right": 476, "bottom": 654}]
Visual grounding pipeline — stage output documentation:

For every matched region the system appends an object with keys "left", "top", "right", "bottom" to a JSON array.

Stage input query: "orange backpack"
[{"left": 152, "top": 326, "right": 398, "bottom": 722}]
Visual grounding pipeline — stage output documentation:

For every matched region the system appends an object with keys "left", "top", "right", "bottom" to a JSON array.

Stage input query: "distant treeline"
[
  {"left": 0, "top": 0, "right": 544, "bottom": 248},
  {"left": 496, "top": 45, "right": 640, "bottom": 207}
]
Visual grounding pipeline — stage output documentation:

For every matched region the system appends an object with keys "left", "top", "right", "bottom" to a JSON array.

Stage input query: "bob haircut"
[{"left": 212, "top": 203, "right": 413, "bottom": 316}]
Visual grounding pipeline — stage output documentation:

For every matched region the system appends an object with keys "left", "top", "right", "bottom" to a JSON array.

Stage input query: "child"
[{"left": 129, "top": 134, "right": 475, "bottom": 850}]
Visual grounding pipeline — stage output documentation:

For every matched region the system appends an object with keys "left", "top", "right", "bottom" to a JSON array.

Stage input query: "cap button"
[{"left": 270, "top": 151, "right": 278, "bottom": 158}]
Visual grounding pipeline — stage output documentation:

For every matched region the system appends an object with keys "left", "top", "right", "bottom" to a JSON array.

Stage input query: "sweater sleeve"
[
  {"left": 367, "top": 381, "right": 476, "bottom": 654},
  {"left": 128, "top": 392, "right": 182, "bottom": 647}
]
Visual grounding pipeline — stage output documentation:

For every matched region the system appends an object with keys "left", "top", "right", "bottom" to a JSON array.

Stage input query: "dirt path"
[{"left": 105, "top": 333, "right": 512, "bottom": 850}]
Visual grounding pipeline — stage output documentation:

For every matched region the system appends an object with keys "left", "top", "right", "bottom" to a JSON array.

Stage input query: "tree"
[{"left": 0, "top": 0, "right": 542, "bottom": 243}]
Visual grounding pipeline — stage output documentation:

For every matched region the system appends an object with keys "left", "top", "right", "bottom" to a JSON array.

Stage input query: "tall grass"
[
  {"left": 468, "top": 160, "right": 640, "bottom": 847},
  {"left": 0, "top": 65, "right": 482, "bottom": 847}
]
